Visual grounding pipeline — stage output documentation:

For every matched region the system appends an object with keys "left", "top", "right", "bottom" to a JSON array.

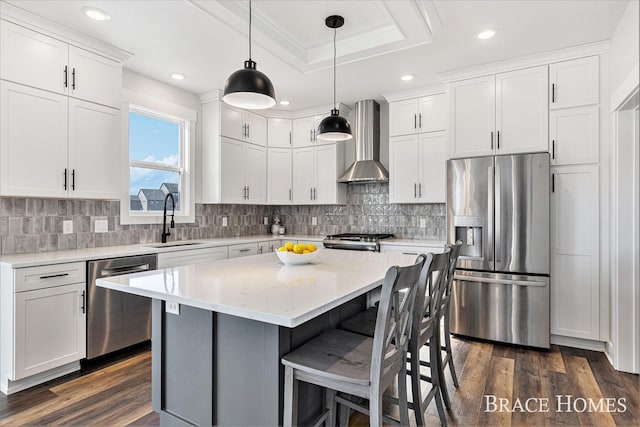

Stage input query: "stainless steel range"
[{"left": 323, "top": 233, "right": 393, "bottom": 252}]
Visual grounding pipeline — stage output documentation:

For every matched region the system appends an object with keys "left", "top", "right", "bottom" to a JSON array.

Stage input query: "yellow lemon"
[
  {"left": 293, "top": 244, "right": 304, "bottom": 254},
  {"left": 307, "top": 243, "right": 317, "bottom": 252},
  {"left": 278, "top": 246, "right": 288, "bottom": 252},
  {"left": 303, "top": 250, "right": 311, "bottom": 254},
  {"left": 285, "top": 241, "right": 294, "bottom": 251},
  {"left": 298, "top": 243, "right": 307, "bottom": 251}
]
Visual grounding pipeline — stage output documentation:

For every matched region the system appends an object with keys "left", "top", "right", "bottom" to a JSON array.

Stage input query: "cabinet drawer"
[
  {"left": 15, "top": 262, "right": 86, "bottom": 292},
  {"left": 158, "top": 247, "right": 228, "bottom": 268},
  {"left": 228, "top": 243, "right": 258, "bottom": 259}
]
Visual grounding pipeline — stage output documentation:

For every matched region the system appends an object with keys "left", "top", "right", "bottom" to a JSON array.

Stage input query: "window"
[{"left": 121, "top": 97, "right": 195, "bottom": 225}]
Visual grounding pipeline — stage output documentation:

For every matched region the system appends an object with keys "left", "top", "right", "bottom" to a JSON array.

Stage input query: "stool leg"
[
  {"left": 398, "top": 362, "right": 410, "bottom": 427},
  {"left": 284, "top": 366, "right": 298, "bottom": 427},
  {"left": 430, "top": 337, "right": 448, "bottom": 427},
  {"left": 444, "top": 312, "right": 459, "bottom": 387},
  {"left": 436, "top": 326, "right": 452, "bottom": 410},
  {"left": 369, "top": 392, "right": 383, "bottom": 427},
  {"left": 326, "top": 389, "right": 336, "bottom": 427},
  {"left": 410, "top": 346, "right": 425, "bottom": 426}
]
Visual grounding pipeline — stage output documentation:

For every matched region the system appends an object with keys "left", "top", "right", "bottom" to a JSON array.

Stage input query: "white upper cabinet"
[
  {"left": 419, "top": 133, "right": 446, "bottom": 203},
  {"left": 550, "top": 106, "right": 599, "bottom": 166},
  {"left": 389, "top": 94, "right": 446, "bottom": 137},
  {"left": 218, "top": 137, "right": 266, "bottom": 204},
  {"left": 449, "top": 66, "right": 548, "bottom": 158},
  {"left": 268, "top": 118, "right": 292, "bottom": 147},
  {"left": 292, "top": 144, "right": 346, "bottom": 205},
  {"left": 292, "top": 115, "right": 326, "bottom": 147},
  {"left": 449, "top": 75, "right": 496, "bottom": 158},
  {"left": 0, "top": 81, "right": 69, "bottom": 198},
  {"left": 68, "top": 46, "right": 122, "bottom": 108},
  {"left": 267, "top": 148, "right": 292, "bottom": 204},
  {"left": 220, "top": 104, "right": 267, "bottom": 146},
  {"left": 244, "top": 142, "right": 267, "bottom": 203},
  {"left": 292, "top": 147, "right": 315, "bottom": 204},
  {"left": 0, "top": 20, "right": 69, "bottom": 95},
  {"left": 550, "top": 56, "right": 599, "bottom": 110},
  {"left": 495, "top": 66, "right": 548, "bottom": 155},
  {"left": 68, "top": 99, "right": 121, "bottom": 199}
]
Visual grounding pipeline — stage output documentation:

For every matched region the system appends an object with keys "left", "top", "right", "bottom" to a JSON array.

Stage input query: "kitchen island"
[{"left": 97, "top": 249, "right": 416, "bottom": 426}]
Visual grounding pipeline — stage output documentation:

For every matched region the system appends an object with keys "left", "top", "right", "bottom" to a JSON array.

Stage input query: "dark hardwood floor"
[{"left": 0, "top": 337, "right": 638, "bottom": 426}]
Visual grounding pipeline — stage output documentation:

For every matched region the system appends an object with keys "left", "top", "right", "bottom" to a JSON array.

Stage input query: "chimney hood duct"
[{"left": 338, "top": 100, "right": 389, "bottom": 183}]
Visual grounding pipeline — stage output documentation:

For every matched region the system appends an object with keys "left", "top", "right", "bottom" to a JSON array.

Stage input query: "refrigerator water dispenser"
[{"left": 454, "top": 215, "right": 483, "bottom": 258}]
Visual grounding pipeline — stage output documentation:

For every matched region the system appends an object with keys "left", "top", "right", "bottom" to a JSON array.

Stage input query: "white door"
[
  {"left": 550, "top": 56, "right": 599, "bottom": 109},
  {"left": 314, "top": 144, "right": 339, "bottom": 204},
  {"left": 389, "top": 135, "right": 420, "bottom": 203},
  {"left": 13, "top": 282, "right": 86, "bottom": 380},
  {"left": 243, "top": 111, "right": 267, "bottom": 147},
  {"left": 550, "top": 106, "right": 599, "bottom": 166},
  {"left": 68, "top": 99, "right": 120, "bottom": 199},
  {"left": 267, "top": 148, "right": 292, "bottom": 204},
  {"left": 220, "top": 104, "right": 244, "bottom": 141},
  {"left": 449, "top": 75, "right": 496, "bottom": 158},
  {"left": 267, "top": 118, "right": 292, "bottom": 147},
  {"left": 292, "top": 116, "right": 316, "bottom": 147},
  {"left": 0, "top": 81, "right": 69, "bottom": 198},
  {"left": 550, "top": 165, "right": 599, "bottom": 340},
  {"left": 418, "top": 94, "right": 446, "bottom": 133},
  {"left": 389, "top": 98, "right": 419, "bottom": 137},
  {"left": 419, "top": 133, "right": 446, "bottom": 203},
  {"left": 292, "top": 147, "right": 315, "bottom": 204},
  {"left": 68, "top": 46, "right": 122, "bottom": 109},
  {"left": 220, "top": 137, "right": 245, "bottom": 203},
  {"left": 0, "top": 20, "right": 69, "bottom": 95},
  {"left": 495, "top": 66, "right": 548, "bottom": 155},
  {"left": 244, "top": 143, "right": 267, "bottom": 203}
]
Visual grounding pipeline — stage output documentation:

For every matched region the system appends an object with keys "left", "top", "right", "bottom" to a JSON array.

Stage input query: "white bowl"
[{"left": 276, "top": 249, "right": 320, "bottom": 266}]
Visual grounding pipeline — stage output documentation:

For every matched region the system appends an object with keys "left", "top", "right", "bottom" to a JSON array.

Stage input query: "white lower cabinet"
[
  {"left": 258, "top": 240, "right": 281, "bottom": 254},
  {"left": 228, "top": 243, "right": 259, "bottom": 258},
  {"left": 158, "top": 246, "right": 229, "bottom": 268},
  {"left": 550, "top": 165, "right": 599, "bottom": 340}
]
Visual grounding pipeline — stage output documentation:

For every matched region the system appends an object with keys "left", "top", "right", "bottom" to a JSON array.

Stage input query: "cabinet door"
[
  {"left": 314, "top": 144, "right": 339, "bottom": 203},
  {"left": 228, "top": 243, "right": 259, "bottom": 258},
  {"left": 418, "top": 94, "right": 446, "bottom": 133},
  {"left": 0, "top": 81, "right": 69, "bottom": 198},
  {"left": 449, "top": 75, "right": 496, "bottom": 158},
  {"left": 313, "top": 114, "right": 332, "bottom": 144},
  {"left": 13, "top": 282, "right": 86, "bottom": 380},
  {"left": 0, "top": 20, "right": 69, "bottom": 95},
  {"left": 550, "top": 106, "right": 599, "bottom": 166},
  {"left": 292, "top": 147, "right": 315, "bottom": 203},
  {"left": 550, "top": 165, "right": 599, "bottom": 340},
  {"left": 68, "top": 46, "right": 122, "bottom": 109},
  {"left": 68, "top": 99, "right": 121, "bottom": 199},
  {"left": 495, "top": 66, "right": 548, "bottom": 155},
  {"left": 243, "top": 111, "right": 267, "bottom": 146},
  {"left": 244, "top": 143, "right": 267, "bottom": 203},
  {"left": 550, "top": 56, "right": 599, "bottom": 109},
  {"left": 292, "top": 116, "right": 316, "bottom": 147},
  {"left": 220, "top": 104, "right": 244, "bottom": 141},
  {"left": 389, "top": 135, "right": 420, "bottom": 203},
  {"left": 389, "top": 98, "right": 419, "bottom": 137},
  {"left": 220, "top": 137, "right": 245, "bottom": 203},
  {"left": 258, "top": 241, "right": 280, "bottom": 254},
  {"left": 419, "top": 133, "right": 446, "bottom": 203},
  {"left": 268, "top": 118, "right": 292, "bottom": 147},
  {"left": 267, "top": 148, "right": 292, "bottom": 204}
]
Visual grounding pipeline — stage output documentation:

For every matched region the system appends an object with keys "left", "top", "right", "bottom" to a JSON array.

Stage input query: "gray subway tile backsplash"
[{"left": 0, "top": 183, "right": 445, "bottom": 255}]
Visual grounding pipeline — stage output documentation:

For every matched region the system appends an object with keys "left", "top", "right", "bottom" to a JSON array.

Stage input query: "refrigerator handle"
[
  {"left": 487, "top": 166, "right": 494, "bottom": 263},
  {"left": 453, "top": 274, "right": 547, "bottom": 287},
  {"left": 495, "top": 165, "right": 501, "bottom": 263}
]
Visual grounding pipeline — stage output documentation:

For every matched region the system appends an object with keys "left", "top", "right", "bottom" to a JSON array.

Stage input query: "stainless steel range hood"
[{"left": 338, "top": 100, "right": 389, "bottom": 183}]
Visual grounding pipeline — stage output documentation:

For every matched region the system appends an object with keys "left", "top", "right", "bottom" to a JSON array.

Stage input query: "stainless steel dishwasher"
[{"left": 87, "top": 254, "right": 157, "bottom": 359}]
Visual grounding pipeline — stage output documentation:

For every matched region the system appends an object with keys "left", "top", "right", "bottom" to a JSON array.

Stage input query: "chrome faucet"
[{"left": 161, "top": 193, "right": 176, "bottom": 243}]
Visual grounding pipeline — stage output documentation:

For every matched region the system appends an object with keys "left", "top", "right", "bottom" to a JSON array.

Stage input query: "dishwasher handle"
[{"left": 100, "top": 263, "right": 151, "bottom": 277}]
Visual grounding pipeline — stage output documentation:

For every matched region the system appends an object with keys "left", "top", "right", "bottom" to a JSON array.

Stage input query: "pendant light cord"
[
  {"left": 333, "top": 27, "right": 337, "bottom": 110},
  {"left": 248, "top": 0, "right": 252, "bottom": 61}
]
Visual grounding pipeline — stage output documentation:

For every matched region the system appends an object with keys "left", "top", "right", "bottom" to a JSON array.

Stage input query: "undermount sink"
[{"left": 144, "top": 242, "right": 205, "bottom": 249}]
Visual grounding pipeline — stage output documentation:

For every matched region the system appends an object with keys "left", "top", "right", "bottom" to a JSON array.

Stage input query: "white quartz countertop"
[{"left": 97, "top": 249, "right": 417, "bottom": 328}]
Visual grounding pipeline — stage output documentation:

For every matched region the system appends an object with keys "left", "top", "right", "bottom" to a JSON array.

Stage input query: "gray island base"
[{"left": 151, "top": 296, "right": 366, "bottom": 426}]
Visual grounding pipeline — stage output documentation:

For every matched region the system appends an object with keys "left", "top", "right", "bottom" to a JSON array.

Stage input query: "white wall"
[{"left": 608, "top": 0, "right": 639, "bottom": 94}]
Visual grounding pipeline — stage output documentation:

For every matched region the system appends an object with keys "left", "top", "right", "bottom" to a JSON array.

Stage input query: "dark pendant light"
[
  {"left": 317, "top": 15, "right": 352, "bottom": 141},
  {"left": 223, "top": 0, "right": 276, "bottom": 110}
]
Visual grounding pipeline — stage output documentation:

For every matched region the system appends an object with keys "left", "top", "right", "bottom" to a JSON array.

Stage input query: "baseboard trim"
[
  {"left": 0, "top": 361, "right": 80, "bottom": 395},
  {"left": 605, "top": 340, "right": 615, "bottom": 366},
  {"left": 550, "top": 335, "right": 606, "bottom": 352}
]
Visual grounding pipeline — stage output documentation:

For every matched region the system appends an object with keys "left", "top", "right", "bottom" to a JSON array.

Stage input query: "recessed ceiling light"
[
  {"left": 401, "top": 75, "right": 414, "bottom": 81},
  {"left": 478, "top": 29, "right": 496, "bottom": 40},
  {"left": 171, "top": 73, "right": 185, "bottom": 81},
  {"left": 82, "top": 6, "right": 110, "bottom": 21},
  {"left": 279, "top": 100, "right": 290, "bottom": 106}
]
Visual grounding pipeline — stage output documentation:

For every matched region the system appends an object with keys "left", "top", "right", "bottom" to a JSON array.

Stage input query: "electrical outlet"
[
  {"left": 264, "top": 216, "right": 268, "bottom": 225},
  {"left": 419, "top": 218, "right": 426, "bottom": 228},
  {"left": 222, "top": 216, "right": 228, "bottom": 227},
  {"left": 94, "top": 219, "right": 108, "bottom": 233},
  {"left": 166, "top": 301, "right": 180, "bottom": 315},
  {"left": 311, "top": 216, "right": 317, "bottom": 226},
  {"left": 63, "top": 220, "right": 73, "bottom": 234}
]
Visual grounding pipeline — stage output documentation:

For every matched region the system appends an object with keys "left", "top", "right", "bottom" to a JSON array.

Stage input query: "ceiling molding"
[
  {"left": 0, "top": 1, "right": 132, "bottom": 62},
  {"left": 382, "top": 83, "right": 447, "bottom": 103},
  {"left": 439, "top": 40, "right": 610, "bottom": 83}
]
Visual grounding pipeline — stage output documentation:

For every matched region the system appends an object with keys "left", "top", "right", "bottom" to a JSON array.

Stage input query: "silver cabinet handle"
[
  {"left": 247, "top": 124, "right": 250, "bottom": 139},
  {"left": 289, "top": 188, "right": 292, "bottom": 201},
  {"left": 497, "top": 130, "right": 500, "bottom": 149},
  {"left": 247, "top": 186, "right": 250, "bottom": 199},
  {"left": 63, "top": 66, "right": 68, "bottom": 88},
  {"left": 259, "top": 246, "right": 263, "bottom": 254},
  {"left": 552, "top": 140, "right": 555, "bottom": 159},
  {"left": 490, "top": 131, "right": 494, "bottom": 149},
  {"left": 414, "top": 183, "right": 417, "bottom": 198},
  {"left": 418, "top": 183, "right": 422, "bottom": 198},
  {"left": 414, "top": 113, "right": 417, "bottom": 129},
  {"left": 289, "top": 132, "right": 292, "bottom": 145},
  {"left": 242, "top": 124, "right": 246, "bottom": 138},
  {"left": 314, "top": 188, "right": 317, "bottom": 200},
  {"left": 239, "top": 248, "right": 252, "bottom": 253},
  {"left": 310, "top": 129, "right": 313, "bottom": 142},
  {"left": 40, "top": 273, "right": 69, "bottom": 280},
  {"left": 419, "top": 113, "right": 422, "bottom": 129},
  {"left": 310, "top": 187, "right": 313, "bottom": 200},
  {"left": 71, "top": 67, "right": 76, "bottom": 90},
  {"left": 551, "top": 83, "right": 556, "bottom": 103},
  {"left": 81, "top": 290, "right": 86, "bottom": 314}
]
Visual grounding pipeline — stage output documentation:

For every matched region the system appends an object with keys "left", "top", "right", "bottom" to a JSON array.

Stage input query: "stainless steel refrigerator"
[{"left": 447, "top": 152, "right": 550, "bottom": 348}]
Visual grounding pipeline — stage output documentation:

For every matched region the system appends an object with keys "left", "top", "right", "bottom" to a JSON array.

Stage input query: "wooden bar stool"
[{"left": 281, "top": 255, "right": 427, "bottom": 427}]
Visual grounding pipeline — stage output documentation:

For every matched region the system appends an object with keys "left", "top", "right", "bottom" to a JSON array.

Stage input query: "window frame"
[{"left": 120, "top": 91, "right": 196, "bottom": 225}]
